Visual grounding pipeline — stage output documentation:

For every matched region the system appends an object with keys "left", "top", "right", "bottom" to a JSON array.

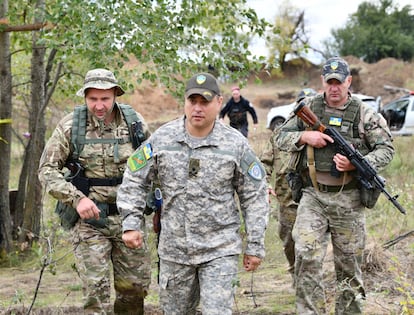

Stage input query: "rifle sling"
[{"left": 306, "top": 127, "right": 319, "bottom": 191}]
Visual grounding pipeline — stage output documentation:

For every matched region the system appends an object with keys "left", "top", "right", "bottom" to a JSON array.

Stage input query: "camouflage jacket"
[
  {"left": 276, "top": 95, "right": 395, "bottom": 172},
  {"left": 260, "top": 129, "right": 297, "bottom": 206},
  {"left": 38, "top": 104, "right": 150, "bottom": 208},
  {"left": 118, "top": 117, "right": 269, "bottom": 264}
]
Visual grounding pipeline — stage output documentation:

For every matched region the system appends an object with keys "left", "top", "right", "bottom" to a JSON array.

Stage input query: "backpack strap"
[
  {"left": 71, "top": 105, "right": 87, "bottom": 160},
  {"left": 118, "top": 103, "right": 146, "bottom": 149},
  {"left": 70, "top": 104, "right": 144, "bottom": 163}
]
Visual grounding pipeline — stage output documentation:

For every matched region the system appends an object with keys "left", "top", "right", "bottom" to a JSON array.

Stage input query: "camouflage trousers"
[
  {"left": 277, "top": 203, "right": 297, "bottom": 276},
  {"left": 292, "top": 187, "right": 366, "bottom": 315},
  {"left": 70, "top": 215, "right": 151, "bottom": 315},
  {"left": 158, "top": 255, "right": 239, "bottom": 315}
]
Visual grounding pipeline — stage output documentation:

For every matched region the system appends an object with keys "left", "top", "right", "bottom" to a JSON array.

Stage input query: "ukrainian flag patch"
[
  {"left": 128, "top": 149, "right": 147, "bottom": 172},
  {"left": 329, "top": 116, "right": 342, "bottom": 126},
  {"left": 143, "top": 143, "right": 153, "bottom": 160}
]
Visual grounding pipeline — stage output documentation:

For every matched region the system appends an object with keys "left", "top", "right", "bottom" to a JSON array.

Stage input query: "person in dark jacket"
[{"left": 219, "top": 86, "right": 258, "bottom": 137}]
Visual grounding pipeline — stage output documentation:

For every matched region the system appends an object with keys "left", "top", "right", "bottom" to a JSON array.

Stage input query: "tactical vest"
[
  {"left": 309, "top": 95, "right": 370, "bottom": 172},
  {"left": 71, "top": 103, "right": 144, "bottom": 161}
]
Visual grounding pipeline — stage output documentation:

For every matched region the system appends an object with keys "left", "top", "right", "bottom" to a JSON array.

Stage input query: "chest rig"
[{"left": 309, "top": 95, "right": 369, "bottom": 172}]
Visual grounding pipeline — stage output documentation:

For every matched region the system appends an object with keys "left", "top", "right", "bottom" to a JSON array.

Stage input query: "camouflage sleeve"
[
  {"left": 275, "top": 116, "right": 306, "bottom": 153},
  {"left": 236, "top": 144, "right": 269, "bottom": 259},
  {"left": 260, "top": 132, "right": 276, "bottom": 181},
  {"left": 38, "top": 114, "right": 86, "bottom": 208},
  {"left": 360, "top": 104, "right": 395, "bottom": 170},
  {"left": 118, "top": 141, "right": 154, "bottom": 232}
]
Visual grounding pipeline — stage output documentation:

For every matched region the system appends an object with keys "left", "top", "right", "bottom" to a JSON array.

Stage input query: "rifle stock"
[{"left": 293, "top": 102, "right": 406, "bottom": 215}]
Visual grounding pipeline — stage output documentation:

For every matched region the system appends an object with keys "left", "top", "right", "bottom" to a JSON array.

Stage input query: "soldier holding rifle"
[{"left": 275, "top": 57, "right": 395, "bottom": 315}]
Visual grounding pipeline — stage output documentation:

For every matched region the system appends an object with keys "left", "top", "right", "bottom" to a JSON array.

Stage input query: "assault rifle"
[{"left": 293, "top": 102, "right": 406, "bottom": 215}]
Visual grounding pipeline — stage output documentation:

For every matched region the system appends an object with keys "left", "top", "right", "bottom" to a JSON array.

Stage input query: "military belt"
[
  {"left": 88, "top": 177, "right": 123, "bottom": 186},
  {"left": 316, "top": 179, "right": 358, "bottom": 193}
]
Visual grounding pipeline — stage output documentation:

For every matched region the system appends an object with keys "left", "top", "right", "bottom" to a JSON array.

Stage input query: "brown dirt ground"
[{"left": 1, "top": 57, "right": 414, "bottom": 314}]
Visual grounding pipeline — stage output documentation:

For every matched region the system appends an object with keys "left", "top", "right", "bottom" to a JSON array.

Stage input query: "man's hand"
[
  {"left": 243, "top": 254, "right": 262, "bottom": 272},
  {"left": 333, "top": 153, "right": 356, "bottom": 172},
  {"left": 267, "top": 187, "right": 276, "bottom": 203},
  {"left": 76, "top": 197, "right": 100, "bottom": 220},
  {"left": 122, "top": 230, "right": 143, "bottom": 249},
  {"left": 299, "top": 130, "right": 333, "bottom": 148}
]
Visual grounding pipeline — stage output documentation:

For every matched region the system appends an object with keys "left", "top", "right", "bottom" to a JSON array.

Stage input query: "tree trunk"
[
  {"left": 0, "top": 0, "right": 14, "bottom": 253},
  {"left": 19, "top": 0, "right": 46, "bottom": 243}
]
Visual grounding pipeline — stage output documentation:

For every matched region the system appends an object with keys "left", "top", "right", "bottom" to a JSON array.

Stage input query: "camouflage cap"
[
  {"left": 296, "top": 88, "right": 317, "bottom": 102},
  {"left": 76, "top": 68, "right": 125, "bottom": 97},
  {"left": 322, "top": 57, "right": 350, "bottom": 83},
  {"left": 185, "top": 73, "right": 220, "bottom": 101}
]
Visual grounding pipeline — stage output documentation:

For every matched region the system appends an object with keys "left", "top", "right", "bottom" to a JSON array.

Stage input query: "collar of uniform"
[
  {"left": 323, "top": 92, "right": 352, "bottom": 111},
  {"left": 178, "top": 116, "right": 222, "bottom": 148}
]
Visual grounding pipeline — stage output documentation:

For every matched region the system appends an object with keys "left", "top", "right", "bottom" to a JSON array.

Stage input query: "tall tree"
[
  {"left": 331, "top": 0, "right": 414, "bottom": 63},
  {"left": 0, "top": 0, "right": 14, "bottom": 253},
  {"left": 266, "top": 0, "right": 309, "bottom": 71}
]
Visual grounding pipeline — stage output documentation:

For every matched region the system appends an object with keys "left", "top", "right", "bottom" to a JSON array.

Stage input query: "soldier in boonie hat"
[
  {"left": 322, "top": 57, "right": 350, "bottom": 83},
  {"left": 185, "top": 72, "right": 220, "bottom": 101},
  {"left": 76, "top": 68, "right": 125, "bottom": 97}
]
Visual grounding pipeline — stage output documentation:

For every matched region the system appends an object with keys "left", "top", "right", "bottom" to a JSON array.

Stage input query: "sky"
[{"left": 246, "top": 0, "right": 413, "bottom": 64}]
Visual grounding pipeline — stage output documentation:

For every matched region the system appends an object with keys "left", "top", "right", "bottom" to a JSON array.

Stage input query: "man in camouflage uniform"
[
  {"left": 260, "top": 88, "right": 317, "bottom": 281},
  {"left": 276, "top": 57, "right": 394, "bottom": 314},
  {"left": 38, "top": 69, "right": 151, "bottom": 314},
  {"left": 118, "top": 72, "right": 269, "bottom": 315}
]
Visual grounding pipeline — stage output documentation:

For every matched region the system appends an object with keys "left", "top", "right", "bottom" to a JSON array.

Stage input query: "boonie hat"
[
  {"left": 296, "top": 88, "right": 317, "bottom": 102},
  {"left": 76, "top": 68, "right": 125, "bottom": 97},
  {"left": 185, "top": 73, "right": 220, "bottom": 101},
  {"left": 322, "top": 57, "right": 350, "bottom": 83}
]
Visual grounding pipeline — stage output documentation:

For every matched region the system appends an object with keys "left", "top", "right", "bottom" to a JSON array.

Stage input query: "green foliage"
[
  {"left": 266, "top": 1, "right": 309, "bottom": 70},
  {"left": 30, "top": 0, "right": 269, "bottom": 99},
  {"left": 331, "top": 0, "right": 414, "bottom": 63}
]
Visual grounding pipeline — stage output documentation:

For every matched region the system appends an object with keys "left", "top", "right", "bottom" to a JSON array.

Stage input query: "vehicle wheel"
[{"left": 270, "top": 117, "right": 285, "bottom": 131}]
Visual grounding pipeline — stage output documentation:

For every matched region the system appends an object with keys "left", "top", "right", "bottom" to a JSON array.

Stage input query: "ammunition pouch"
[
  {"left": 286, "top": 171, "right": 304, "bottom": 203},
  {"left": 360, "top": 185, "right": 381, "bottom": 208},
  {"left": 54, "top": 201, "right": 80, "bottom": 230},
  {"left": 84, "top": 201, "right": 119, "bottom": 228},
  {"left": 55, "top": 201, "right": 119, "bottom": 230}
]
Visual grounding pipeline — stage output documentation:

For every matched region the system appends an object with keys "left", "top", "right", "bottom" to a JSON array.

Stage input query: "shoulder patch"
[
  {"left": 128, "top": 149, "right": 148, "bottom": 172},
  {"left": 240, "top": 149, "right": 265, "bottom": 181},
  {"left": 248, "top": 161, "right": 265, "bottom": 180}
]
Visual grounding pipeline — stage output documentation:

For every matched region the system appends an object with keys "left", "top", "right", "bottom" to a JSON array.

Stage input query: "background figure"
[
  {"left": 276, "top": 57, "right": 394, "bottom": 315},
  {"left": 38, "top": 69, "right": 151, "bottom": 315},
  {"left": 119, "top": 73, "right": 269, "bottom": 315},
  {"left": 219, "top": 86, "right": 258, "bottom": 137},
  {"left": 260, "top": 88, "right": 317, "bottom": 282}
]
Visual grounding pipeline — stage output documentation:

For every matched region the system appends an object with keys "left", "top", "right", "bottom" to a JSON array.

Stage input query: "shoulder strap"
[
  {"left": 71, "top": 105, "right": 88, "bottom": 160},
  {"left": 70, "top": 104, "right": 145, "bottom": 160},
  {"left": 118, "top": 103, "right": 138, "bottom": 127},
  {"left": 118, "top": 103, "right": 146, "bottom": 149}
]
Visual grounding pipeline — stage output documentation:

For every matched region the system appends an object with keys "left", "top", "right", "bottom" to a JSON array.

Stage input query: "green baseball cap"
[
  {"left": 76, "top": 68, "right": 125, "bottom": 97},
  {"left": 322, "top": 57, "right": 350, "bottom": 83},
  {"left": 185, "top": 73, "right": 220, "bottom": 101}
]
